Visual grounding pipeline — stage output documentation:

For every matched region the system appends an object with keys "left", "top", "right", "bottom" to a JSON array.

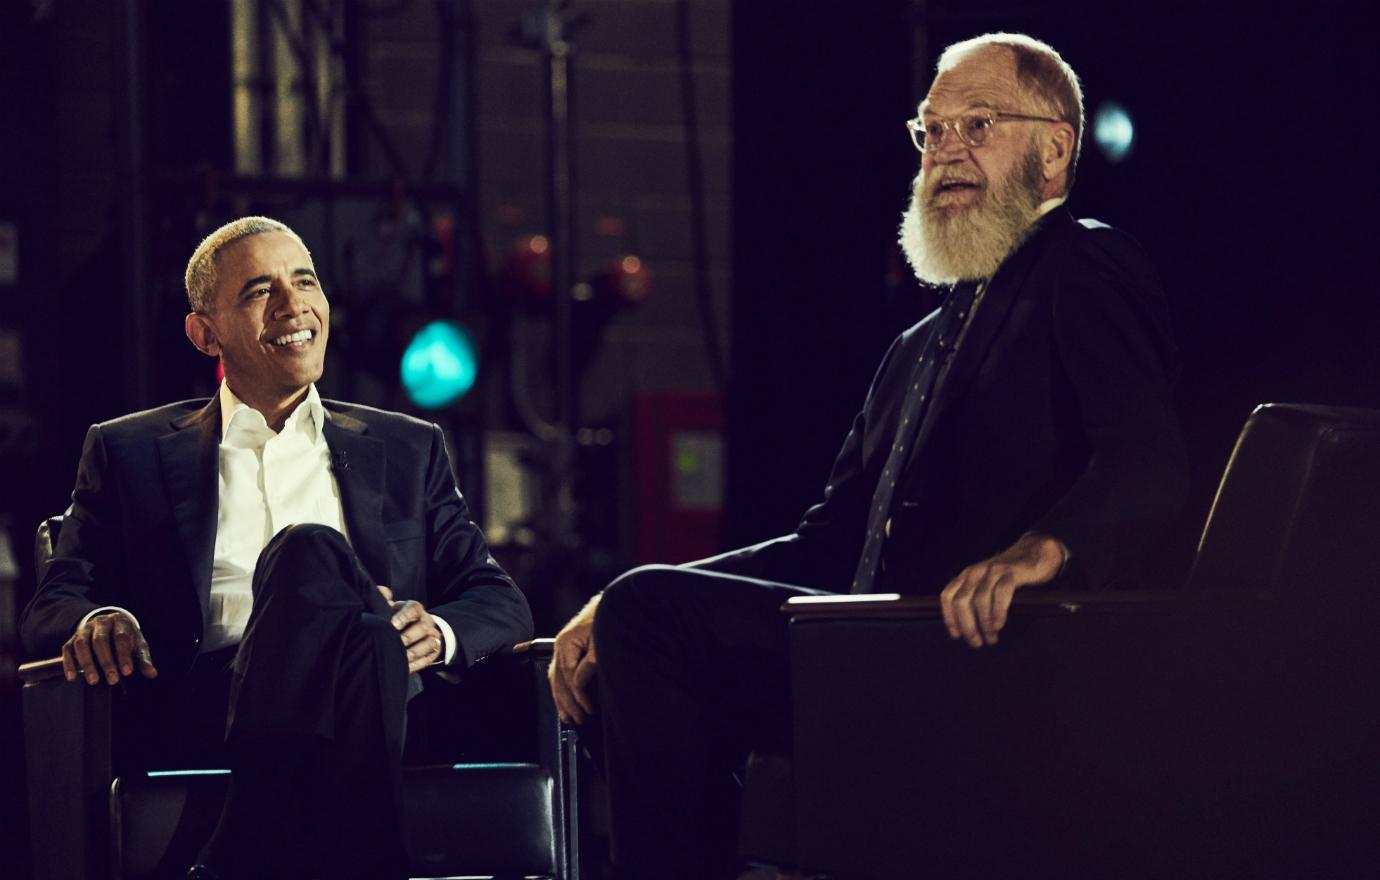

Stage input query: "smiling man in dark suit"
[
  {"left": 21, "top": 216, "right": 532, "bottom": 880},
  {"left": 547, "top": 33, "right": 1188, "bottom": 879}
]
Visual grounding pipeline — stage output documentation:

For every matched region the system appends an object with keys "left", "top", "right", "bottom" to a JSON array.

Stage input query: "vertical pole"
[
  {"left": 542, "top": 0, "right": 579, "bottom": 545},
  {"left": 116, "top": 0, "right": 149, "bottom": 409}
]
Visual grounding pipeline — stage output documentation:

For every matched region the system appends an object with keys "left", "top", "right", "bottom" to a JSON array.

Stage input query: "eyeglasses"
[{"left": 906, "top": 110, "right": 1062, "bottom": 153}]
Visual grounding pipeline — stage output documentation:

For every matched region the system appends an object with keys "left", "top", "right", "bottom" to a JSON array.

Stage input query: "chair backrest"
[
  {"left": 1187, "top": 403, "right": 1380, "bottom": 593},
  {"left": 34, "top": 515, "right": 62, "bottom": 575}
]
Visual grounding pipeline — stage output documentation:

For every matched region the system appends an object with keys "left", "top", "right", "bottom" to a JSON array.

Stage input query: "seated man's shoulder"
[
  {"left": 1035, "top": 215, "right": 1160, "bottom": 292},
  {"left": 1066, "top": 216, "right": 1154, "bottom": 267},
  {"left": 97, "top": 398, "right": 213, "bottom": 439},
  {"left": 322, "top": 399, "right": 437, "bottom": 443}
]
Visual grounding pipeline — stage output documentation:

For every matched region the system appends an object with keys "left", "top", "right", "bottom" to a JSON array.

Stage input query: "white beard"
[{"left": 899, "top": 146, "right": 1045, "bottom": 285}]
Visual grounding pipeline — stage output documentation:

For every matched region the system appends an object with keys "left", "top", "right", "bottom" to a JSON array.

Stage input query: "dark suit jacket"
[
  {"left": 695, "top": 208, "right": 1188, "bottom": 593},
  {"left": 20, "top": 397, "right": 533, "bottom": 677}
]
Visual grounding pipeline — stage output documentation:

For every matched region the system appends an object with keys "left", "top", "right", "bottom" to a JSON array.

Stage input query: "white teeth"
[{"left": 270, "top": 329, "right": 313, "bottom": 346}]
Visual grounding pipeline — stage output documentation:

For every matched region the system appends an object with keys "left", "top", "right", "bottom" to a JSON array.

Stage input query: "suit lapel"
[
  {"left": 905, "top": 209, "right": 1073, "bottom": 470},
  {"left": 157, "top": 400, "right": 220, "bottom": 619},
  {"left": 321, "top": 405, "right": 388, "bottom": 584}
]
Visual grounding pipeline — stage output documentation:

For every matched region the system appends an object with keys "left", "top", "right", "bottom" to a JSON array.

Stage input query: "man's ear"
[
  {"left": 1041, "top": 123, "right": 1075, "bottom": 181},
  {"left": 185, "top": 312, "right": 221, "bottom": 357}
]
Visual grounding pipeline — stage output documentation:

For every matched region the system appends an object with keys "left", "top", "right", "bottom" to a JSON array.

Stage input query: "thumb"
[{"left": 137, "top": 636, "right": 159, "bottom": 678}]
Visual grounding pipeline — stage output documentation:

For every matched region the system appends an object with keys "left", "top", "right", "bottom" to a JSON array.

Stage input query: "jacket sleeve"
[
  {"left": 687, "top": 333, "right": 910, "bottom": 590},
  {"left": 420, "top": 424, "right": 534, "bottom": 667},
  {"left": 1031, "top": 227, "right": 1189, "bottom": 588},
  {"left": 20, "top": 424, "right": 118, "bottom": 658}
]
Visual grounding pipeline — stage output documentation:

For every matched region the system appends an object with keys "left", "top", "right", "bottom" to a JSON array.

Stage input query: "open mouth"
[
  {"left": 266, "top": 329, "right": 316, "bottom": 349},
  {"left": 936, "top": 180, "right": 980, "bottom": 194}
]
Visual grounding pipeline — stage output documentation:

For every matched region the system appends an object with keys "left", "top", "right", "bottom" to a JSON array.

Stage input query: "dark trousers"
[
  {"left": 592, "top": 564, "right": 829, "bottom": 880},
  {"left": 196, "top": 523, "right": 411, "bottom": 880}
]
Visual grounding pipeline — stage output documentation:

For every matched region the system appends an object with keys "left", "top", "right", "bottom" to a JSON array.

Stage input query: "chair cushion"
[{"left": 111, "top": 764, "right": 555, "bottom": 878}]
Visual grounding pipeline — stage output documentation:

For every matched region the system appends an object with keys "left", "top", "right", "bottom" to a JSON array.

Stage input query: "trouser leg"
[
  {"left": 592, "top": 564, "right": 826, "bottom": 880},
  {"left": 199, "top": 523, "right": 410, "bottom": 879}
]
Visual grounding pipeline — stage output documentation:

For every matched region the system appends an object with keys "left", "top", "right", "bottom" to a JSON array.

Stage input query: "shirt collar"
[
  {"left": 219, "top": 382, "right": 326, "bottom": 442},
  {"left": 1036, "top": 196, "right": 1067, "bottom": 218}
]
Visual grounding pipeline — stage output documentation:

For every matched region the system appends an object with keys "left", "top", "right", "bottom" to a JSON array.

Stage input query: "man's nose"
[{"left": 272, "top": 281, "right": 310, "bottom": 317}]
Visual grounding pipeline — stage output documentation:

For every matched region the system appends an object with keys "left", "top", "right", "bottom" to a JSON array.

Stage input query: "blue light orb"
[
  {"left": 1093, "top": 101, "right": 1134, "bottom": 163},
  {"left": 400, "top": 320, "right": 478, "bottom": 409}
]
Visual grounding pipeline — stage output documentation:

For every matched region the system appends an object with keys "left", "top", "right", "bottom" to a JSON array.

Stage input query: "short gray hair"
[
  {"left": 936, "top": 33, "right": 1085, "bottom": 192},
  {"left": 184, "top": 216, "right": 311, "bottom": 313}
]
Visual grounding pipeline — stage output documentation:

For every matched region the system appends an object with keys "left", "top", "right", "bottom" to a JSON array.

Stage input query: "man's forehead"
[
  {"left": 220, "top": 232, "right": 312, "bottom": 271},
  {"left": 215, "top": 232, "right": 315, "bottom": 295},
  {"left": 918, "top": 47, "right": 1021, "bottom": 116}
]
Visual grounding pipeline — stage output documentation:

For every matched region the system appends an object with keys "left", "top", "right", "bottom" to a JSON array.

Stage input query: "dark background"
[{"left": 4, "top": 0, "right": 1378, "bottom": 875}]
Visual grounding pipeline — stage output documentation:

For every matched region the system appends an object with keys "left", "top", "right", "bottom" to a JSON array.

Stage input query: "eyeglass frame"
[{"left": 906, "top": 109, "right": 1064, "bottom": 153}]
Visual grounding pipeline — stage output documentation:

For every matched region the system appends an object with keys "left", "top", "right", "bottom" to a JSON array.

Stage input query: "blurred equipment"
[
  {"left": 632, "top": 392, "right": 724, "bottom": 565},
  {"left": 1093, "top": 100, "right": 1135, "bottom": 163},
  {"left": 401, "top": 318, "right": 479, "bottom": 409}
]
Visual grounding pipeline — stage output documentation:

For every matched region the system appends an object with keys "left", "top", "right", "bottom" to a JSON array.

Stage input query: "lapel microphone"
[{"left": 331, "top": 450, "right": 350, "bottom": 473}]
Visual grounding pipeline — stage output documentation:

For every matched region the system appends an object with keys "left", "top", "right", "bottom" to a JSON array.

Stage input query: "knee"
[
  {"left": 594, "top": 565, "right": 686, "bottom": 651},
  {"left": 265, "top": 522, "right": 350, "bottom": 557},
  {"left": 253, "top": 523, "right": 356, "bottom": 603}
]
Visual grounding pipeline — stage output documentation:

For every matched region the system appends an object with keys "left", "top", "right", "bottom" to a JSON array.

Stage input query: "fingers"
[
  {"left": 549, "top": 661, "right": 586, "bottom": 726},
  {"left": 71, "top": 631, "right": 99, "bottom": 684},
  {"left": 90, "top": 614, "right": 124, "bottom": 683},
  {"left": 390, "top": 600, "right": 440, "bottom": 672},
  {"left": 941, "top": 571, "right": 984, "bottom": 648},
  {"left": 406, "top": 633, "right": 442, "bottom": 673},
  {"left": 571, "top": 652, "right": 598, "bottom": 716},
  {"left": 135, "top": 634, "right": 159, "bottom": 678},
  {"left": 111, "top": 616, "right": 138, "bottom": 677},
  {"left": 61, "top": 640, "right": 79, "bottom": 682},
  {"left": 942, "top": 566, "right": 1012, "bottom": 648},
  {"left": 550, "top": 625, "right": 595, "bottom": 725},
  {"left": 377, "top": 584, "right": 394, "bottom": 603},
  {"left": 943, "top": 553, "right": 1043, "bottom": 648},
  {"left": 390, "top": 599, "right": 420, "bottom": 632},
  {"left": 989, "top": 578, "right": 1018, "bottom": 638},
  {"left": 61, "top": 611, "right": 158, "bottom": 686}
]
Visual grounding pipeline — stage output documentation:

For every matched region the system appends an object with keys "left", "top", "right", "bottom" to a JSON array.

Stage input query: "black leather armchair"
[
  {"left": 20, "top": 517, "right": 580, "bottom": 880},
  {"left": 745, "top": 403, "right": 1380, "bottom": 878}
]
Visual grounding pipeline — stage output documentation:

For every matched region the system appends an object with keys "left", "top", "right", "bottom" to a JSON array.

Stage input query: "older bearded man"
[{"left": 549, "top": 32, "right": 1187, "bottom": 880}]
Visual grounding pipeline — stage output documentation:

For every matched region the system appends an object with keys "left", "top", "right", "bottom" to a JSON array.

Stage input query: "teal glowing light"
[
  {"left": 400, "top": 320, "right": 478, "bottom": 409},
  {"left": 1093, "top": 101, "right": 1134, "bottom": 163}
]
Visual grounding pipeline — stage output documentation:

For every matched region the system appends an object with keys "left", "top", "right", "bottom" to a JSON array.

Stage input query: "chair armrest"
[
  {"left": 781, "top": 589, "right": 1266, "bottom": 621},
  {"left": 19, "top": 655, "right": 67, "bottom": 684}
]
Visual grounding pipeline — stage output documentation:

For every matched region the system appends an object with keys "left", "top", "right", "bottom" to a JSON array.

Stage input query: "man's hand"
[
  {"left": 940, "top": 533, "right": 1067, "bottom": 648},
  {"left": 549, "top": 595, "right": 601, "bottom": 726},
  {"left": 62, "top": 610, "right": 158, "bottom": 685},
  {"left": 378, "top": 585, "right": 443, "bottom": 673}
]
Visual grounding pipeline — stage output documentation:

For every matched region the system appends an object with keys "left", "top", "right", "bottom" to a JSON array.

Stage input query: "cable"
[
  {"left": 421, "top": 0, "right": 457, "bottom": 181},
  {"left": 674, "top": 0, "right": 727, "bottom": 393}
]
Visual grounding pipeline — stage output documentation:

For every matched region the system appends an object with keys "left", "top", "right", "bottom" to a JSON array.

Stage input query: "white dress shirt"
[{"left": 204, "top": 382, "right": 351, "bottom": 651}]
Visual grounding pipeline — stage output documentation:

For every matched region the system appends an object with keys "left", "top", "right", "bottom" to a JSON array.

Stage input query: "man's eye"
[
  {"left": 924, "top": 122, "right": 945, "bottom": 138},
  {"left": 964, "top": 115, "right": 992, "bottom": 132}
]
